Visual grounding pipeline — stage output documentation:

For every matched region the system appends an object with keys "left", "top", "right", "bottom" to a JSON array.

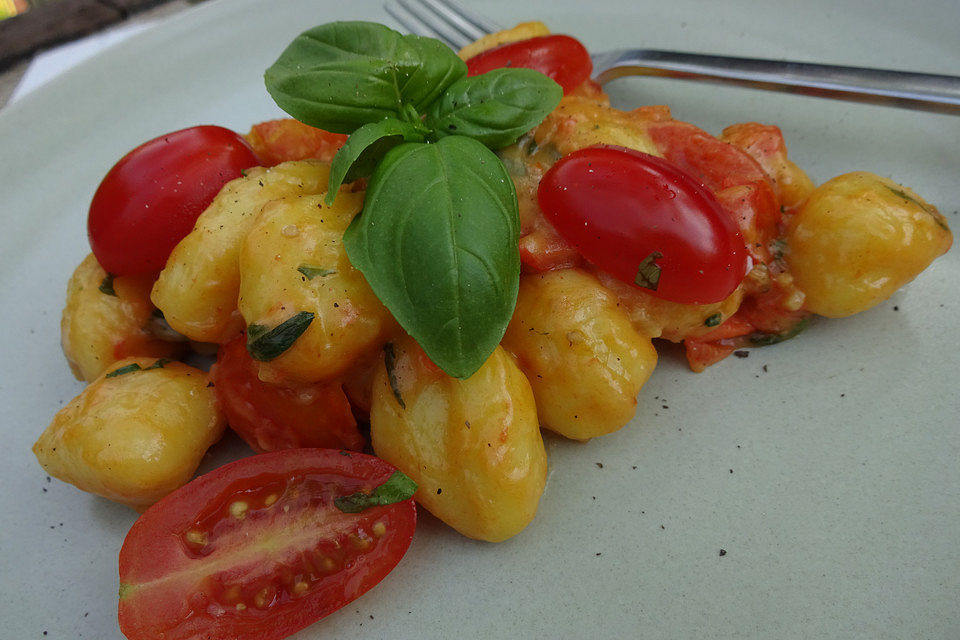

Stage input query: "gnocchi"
[
  {"left": 151, "top": 161, "right": 332, "bottom": 344},
  {"left": 502, "top": 268, "right": 657, "bottom": 440},
  {"left": 237, "top": 193, "right": 398, "bottom": 384},
  {"left": 369, "top": 336, "right": 547, "bottom": 542},
  {"left": 34, "top": 357, "right": 225, "bottom": 510},
  {"left": 786, "top": 172, "right": 953, "bottom": 317},
  {"left": 61, "top": 254, "right": 182, "bottom": 381}
]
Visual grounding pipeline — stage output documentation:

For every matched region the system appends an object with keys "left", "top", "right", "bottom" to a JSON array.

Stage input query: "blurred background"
[{"left": 0, "top": 0, "right": 202, "bottom": 106}]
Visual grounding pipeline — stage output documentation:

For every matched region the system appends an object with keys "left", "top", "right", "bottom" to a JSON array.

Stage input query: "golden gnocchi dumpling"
[
  {"left": 370, "top": 336, "right": 547, "bottom": 543},
  {"left": 151, "top": 160, "right": 331, "bottom": 344},
  {"left": 457, "top": 21, "right": 551, "bottom": 60},
  {"left": 33, "top": 357, "right": 225, "bottom": 510},
  {"left": 62, "top": 254, "right": 182, "bottom": 382},
  {"left": 592, "top": 269, "right": 744, "bottom": 342},
  {"left": 786, "top": 172, "right": 953, "bottom": 317},
  {"left": 502, "top": 269, "right": 657, "bottom": 440},
  {"left": 535, "top": 95, "right": 661, "bottom": 158},
  {"left": 238, "top": 193, "right": 397, "bottom": 385}
]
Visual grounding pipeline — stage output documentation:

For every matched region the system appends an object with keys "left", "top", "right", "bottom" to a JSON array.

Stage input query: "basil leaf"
[
  {"left": 704, "top": 313, "right": 723, "bottom": 327},
  {"left": 325, "top": 118, "right": 427, "bottom": 205},
  {"left": 99, "top": 274, "right": 117, "bottom": 296},
  {"left": 246, "top": 311, "right": 315, "bottom": 361},
  {"left": 634, "top": 251, "right": 664, "bottom": 291},
  {"left": 105, "top": 363, "right": 142, "bottom": 378},
  {"left": 344, "top": 137, "right": 520, "bottom": 379},
  {"left": 297, "top": 264, "right": 337, "bottom": 279},
  {"left": 425, "top": 68, "right": 563, "bottom": 149},
  {"left": 383, "top": 343, "right": 406, "bottom": 409},
  {"left": 264, "top": 21, "right": 466, "bottom": 134},
  {"left": 748, "top": 316, "right": 810, "bottom": 346},
  {"left": 334, "top": 470, "right": 418, "bottom": 514}
]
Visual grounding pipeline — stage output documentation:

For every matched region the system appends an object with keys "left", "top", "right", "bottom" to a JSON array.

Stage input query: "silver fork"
[{"left": 386, "top": 0, "right": 960, "bottom": 115}]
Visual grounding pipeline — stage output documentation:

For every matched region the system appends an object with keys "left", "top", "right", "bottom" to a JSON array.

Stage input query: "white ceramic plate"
[{"left": 1, "top": 1, "right": 957, "bottom": 638}]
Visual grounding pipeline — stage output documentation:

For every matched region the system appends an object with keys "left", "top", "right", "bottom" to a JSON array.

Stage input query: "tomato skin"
[
  {"left": 210, "top": 333, "right": 364, "bottom": 453},
  {"left": 88, "top": 125, "right": 260, "bottom": 275},
  {"left": 245, "top": 118, "right": 348, "bottom": 166},
  {"left": 537, "top": 145, "right": 748, "bottom": 304},
  {"left": 466, "top": 35, "right": 592, "bottom": 94},
  {"left": 118, "top": 448, "right": 416, "bottom": 640}
]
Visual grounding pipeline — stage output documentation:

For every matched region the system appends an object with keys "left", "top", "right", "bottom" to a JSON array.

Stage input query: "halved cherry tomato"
[
  {"left": 88, "top": 125, "right": 260, "bottom": 275},
  {"left": 538, "top": 145, "right": 748, "bottom": 304},
  {"left": 466, "top": 35, "right": 592, "bottom": 94},
  {"left": 210, "top": 333, "right": 364, "bottom": 453},
  {"left": 118, "top": 448, "right": 416, "bottom": 640}
]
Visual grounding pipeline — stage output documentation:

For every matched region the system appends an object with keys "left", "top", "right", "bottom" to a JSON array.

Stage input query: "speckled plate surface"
[{"left": 1, "top": 0, "right": 957, "bottom": 638}]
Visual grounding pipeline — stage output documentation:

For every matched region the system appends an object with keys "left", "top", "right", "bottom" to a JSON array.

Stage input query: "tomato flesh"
[
  {"left": 119, "top": 449, "right": 416, "bottom": 640},
  {"left": 245, "top": 118, "right": 348, "bottom": 166},
  {"left": 210, "top": 333, "right": 364, "bottom": 453},
  {"left": 466, "top": 35, "right": 592, "bottom": 94},
  {"left": 88, "top": 125, "right": 260, "bottom": 275},
  {"left": 538, "top": 145, "right": 748, "bottom": 304}
]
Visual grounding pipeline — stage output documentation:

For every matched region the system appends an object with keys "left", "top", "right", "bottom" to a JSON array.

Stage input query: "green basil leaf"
[
  {"left": 105, "top": 363, "right": 142, "bottom": 378},
  {"left": 325, "top": 118, "right": 427, "bottom": 206},
  {"left": 99, "top": 274, "right": 117, "bottom": 296},
  {"left": 297, "top": 264, "right": 337, "bottom": 279},
  {"left": 264, "top": 21, "right": 466, "bottom": 134},
  {"left": 634, "top": 251, "right": 664, "bottom": 291},
  {"left": 748, "top": 316, "right": 811, "bottom": 346},
  {"left": 334, "top": 470, "right": 418, "bottom": 514},
  {"left": 246, "top": 311, "right": 315, "bottom": 361},
  {"left": 383, "top": 343, "right": 406, "bottom": 409},
  {"left": 344, "top": 137, "right": 520, "bottom": 379},
  {"left": 425, "top": 68, "right": 563, "bottom": 149}
]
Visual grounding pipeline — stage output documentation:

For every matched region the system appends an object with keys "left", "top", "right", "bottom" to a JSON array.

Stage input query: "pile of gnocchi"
[{"left": 31, "top": 20, "right": 953, "bottom": 640}]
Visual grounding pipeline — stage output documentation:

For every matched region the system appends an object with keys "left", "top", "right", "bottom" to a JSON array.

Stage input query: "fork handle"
[{"left": 591, "top": 49, "right": 960, "bottom": 115}]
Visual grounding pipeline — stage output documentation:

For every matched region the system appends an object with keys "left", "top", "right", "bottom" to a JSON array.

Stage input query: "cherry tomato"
[
  {"left": 466, "top": 35, "right": 592, "bottom": 94},
  {"left": 210, "top": 333, "right": 364, "bottom": 453},
  {"left": 245, "top": 118, "right": 348, "bottom": 166},
  {"left": 537, "top": 145, "right": 748, "bottom": 304},
  {"left": 118, "top": 448, "right": 416, "bottom": 640},
  {"left": 88, "top": 125, "right": 260, "bottom": 275}
]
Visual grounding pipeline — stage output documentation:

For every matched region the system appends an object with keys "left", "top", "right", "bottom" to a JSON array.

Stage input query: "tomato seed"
[{"left": 230, "top": 501, "right": 249, "bottom": 519}]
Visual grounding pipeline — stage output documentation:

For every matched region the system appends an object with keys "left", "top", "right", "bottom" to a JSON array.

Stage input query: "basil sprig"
[
  {"left": 266, "top": 21, "right": 563, "bottom": 378},
  {"left": 265, "top": 22, "right": 466, "bottom": 134}
]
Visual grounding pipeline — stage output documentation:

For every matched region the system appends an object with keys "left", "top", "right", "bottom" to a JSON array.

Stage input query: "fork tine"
[
  {"left": 387, "top": 0, "right": 501, "bottom": 51},
  {"left": 391, "top": 0, "right": 472, "bottom": 49},
  {"left": 421, "top": 0, "right": 501, "bottom": 39},
  {"left": 385, "top": 2, "right": 459, "bottom": 47}
]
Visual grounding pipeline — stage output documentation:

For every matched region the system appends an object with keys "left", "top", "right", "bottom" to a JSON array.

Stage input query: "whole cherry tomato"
[
  {"left": 466, "top": 35, "right": 592, "bottom": 94},
  {"left": 210, "top": 333, "right": 364, "bottom": 453},
  {"left": 538, "top": 145, "right": 748, "bottom": 304},
  {"left": 118, "top": 448, "right": 417, "bottom": 640},
  {"left": 88, "top": 125, "right": 260, "bottom": 275}
]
